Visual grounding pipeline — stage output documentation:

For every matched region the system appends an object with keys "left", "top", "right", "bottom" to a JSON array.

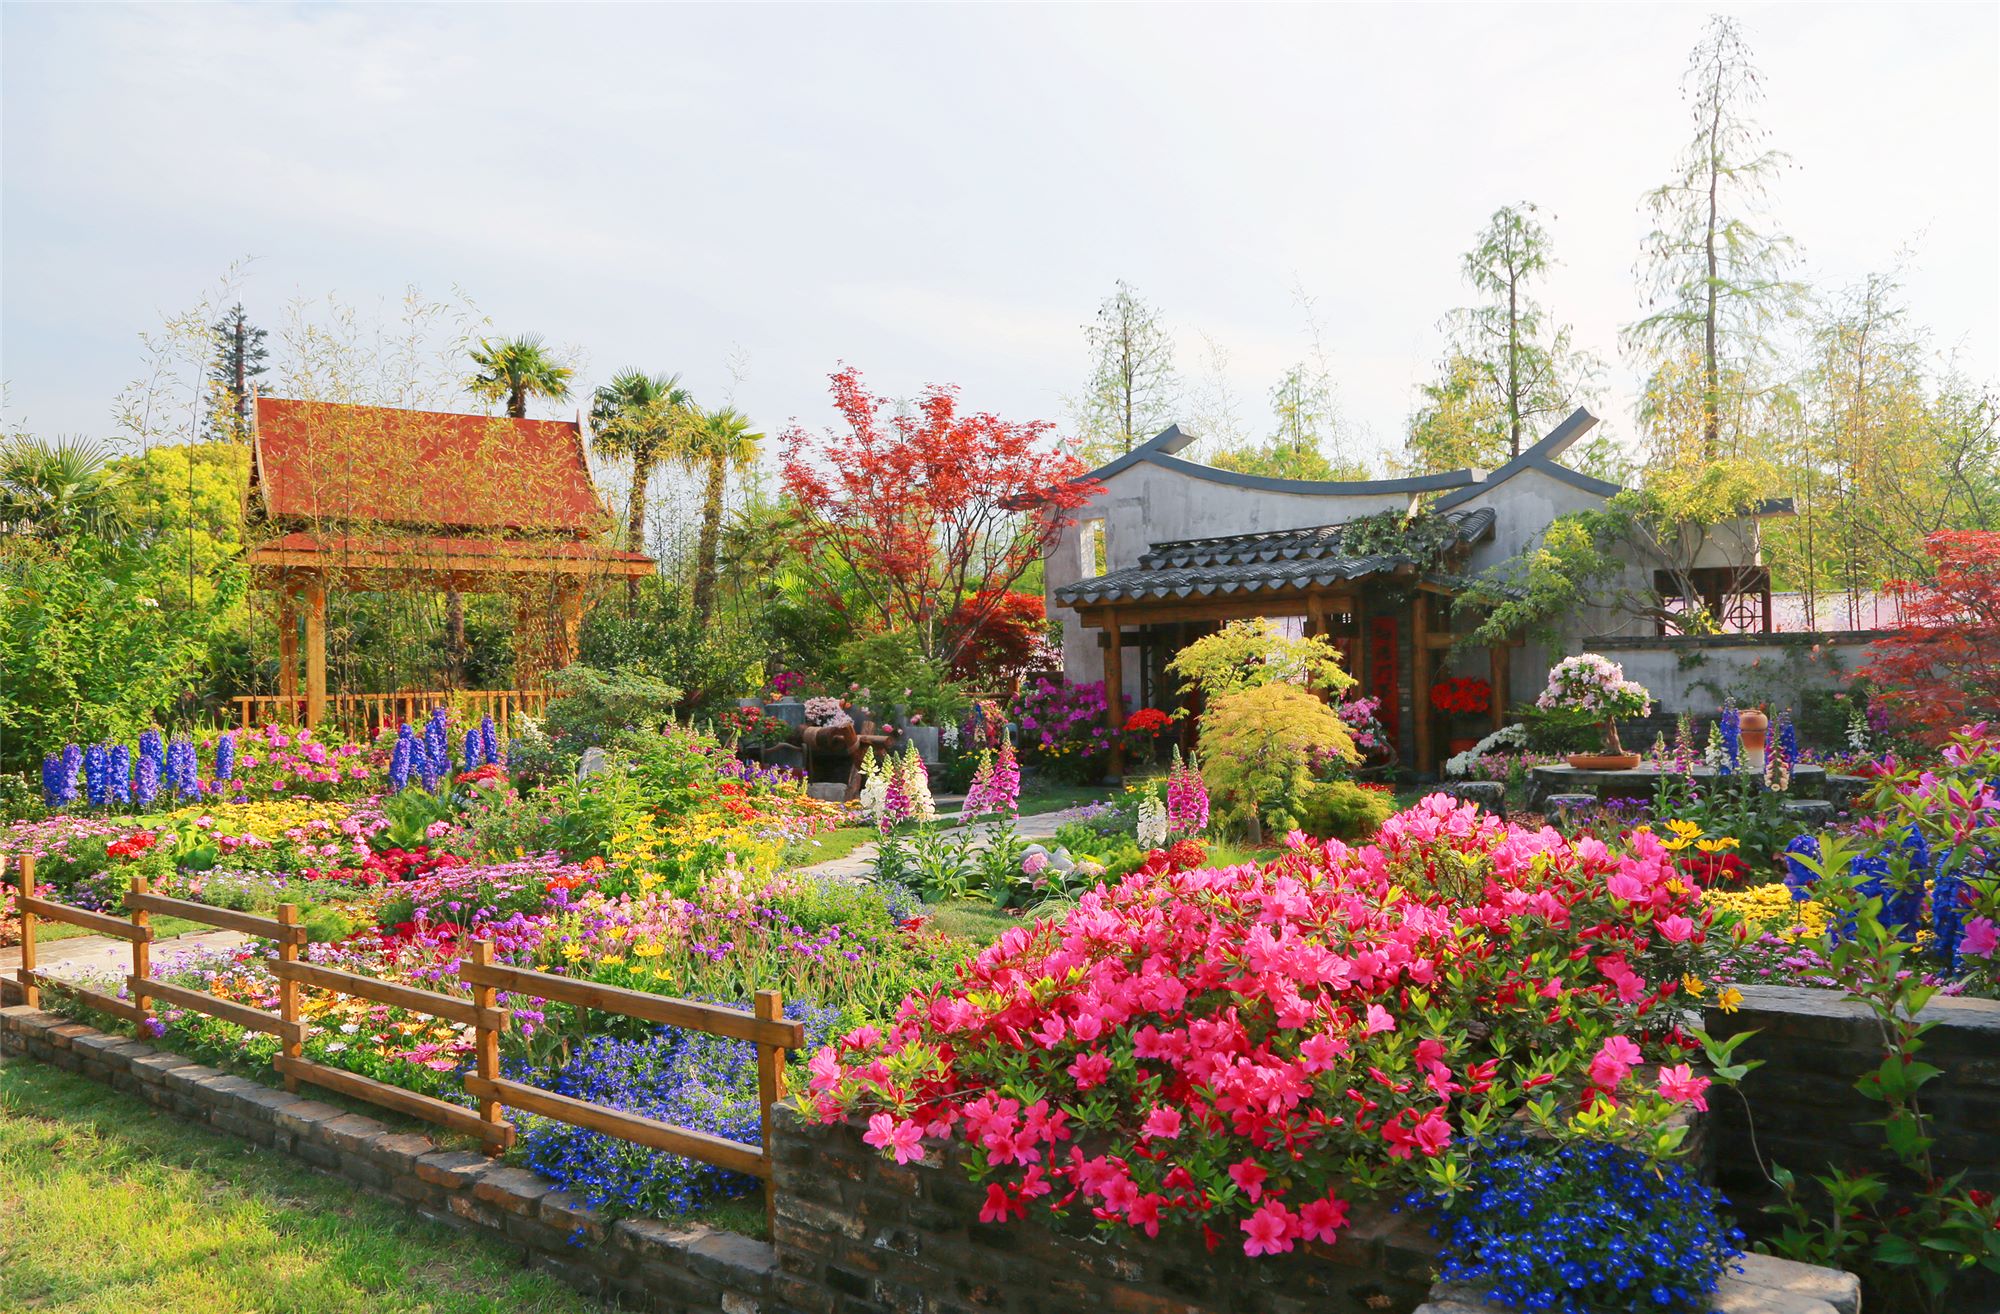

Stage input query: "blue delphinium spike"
[
  {"left": 84, "top": 744, "right": 110, "bottom": 807},
  {"left": 109, "top": 744, "right": 132, "bottom": 806},
  {"left": 215, "top": 732, "right": 236, "bottom": 783},
  {"left": 481, "top": 714, "right": 499, "bottom": 767}
]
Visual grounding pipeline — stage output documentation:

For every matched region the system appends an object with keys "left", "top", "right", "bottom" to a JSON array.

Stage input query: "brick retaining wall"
[
  {"left": 1705, "top": 984, "right": 2000, "bottom": 1220},
  {"left": 767, "top": 1104, "right": 1438, "bottom": 1314}
]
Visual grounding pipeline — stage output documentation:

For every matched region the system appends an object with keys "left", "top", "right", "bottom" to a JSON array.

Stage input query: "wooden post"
[
  {"left": 554, "top": 579, "right": 586, "bottom": 672},
  {"left": 276, "top": 904, "right": 301, "bottom": 1092},
  {"left": 14, "top": 856, "right": 36, "bottom": 1008},
  {"left": 277, "top": 588, "right": 300, "bottom": 704},
  {"left": 130, "top": 872, "right": 152, "bottom": 1024},
  {"left": 468, "top": 939, "right": 506, "bottom": 1152},
  {"left": 755, "top": 989, "right": 786, "bottom": 1237},
  {"left": 1412, "top": 594, "right": 1433, "bottom": 776},
  {"left": 1489, "top": 643, "right": 1509, "bottom": 733},
  {"left": 303, "top": 577, "right": 327, "bottom": 730},
  {"left": 1353, "top": 593, "right": 1369, "bottom": 693},
  {"left": 1103, "top": 612, "right": 1126, "bottom": 779}
]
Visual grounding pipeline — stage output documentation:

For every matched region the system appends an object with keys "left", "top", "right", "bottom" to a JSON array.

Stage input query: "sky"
[{"left": 2, "top": 2, "right": 1996, "bottom": 476}]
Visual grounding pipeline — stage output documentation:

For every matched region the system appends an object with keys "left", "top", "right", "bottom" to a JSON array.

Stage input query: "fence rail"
[
  {"left": 230, "top": 688, "right": 553, "bottom": 735},
  {"left": 7, "top": 853, "right": 799, "bottom": 1228}
]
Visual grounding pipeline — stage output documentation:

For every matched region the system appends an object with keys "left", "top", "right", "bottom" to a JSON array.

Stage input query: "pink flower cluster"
[
  {"left": 815, "top": 795, "right": 1718, "bottom": 1257},
  {"left": 963, "top": 742, "right": 1021, "bottom": 819},
  {"left": 1166, "top": 755, "right": 1208, "bottom": 835}
]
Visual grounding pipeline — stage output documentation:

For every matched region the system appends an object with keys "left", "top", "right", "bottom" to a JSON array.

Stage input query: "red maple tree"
[
  {"left": 947, "top": 590, "right": 1054, "bottom": 688},
  {"left": 1859, "top": 530, "right": 2000, "bottom": 746},
  {"left": 781, "top": 367, "right": 1098, "bottom": 666}
]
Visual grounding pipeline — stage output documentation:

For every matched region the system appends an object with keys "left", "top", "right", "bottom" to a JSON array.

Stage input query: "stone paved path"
[{"left": 0, "top": 927, "right": 249, "bottom": 983}]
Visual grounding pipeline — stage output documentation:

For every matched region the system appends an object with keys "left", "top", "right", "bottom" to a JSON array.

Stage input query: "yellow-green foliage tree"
[
  {"left": 1166, "top": 617, "right": 1356, "bottom": 700},
  {"left": 1199, "top": 683, "right": 1357, "bottom": 840}
]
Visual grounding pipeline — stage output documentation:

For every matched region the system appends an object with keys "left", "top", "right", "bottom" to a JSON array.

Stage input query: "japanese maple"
[
  {"left": 1860, "top": 531, "right": 2000, "bottom": 747},
  {"left": 781, "top": 367, "right": 1098, "bottom": 665}
]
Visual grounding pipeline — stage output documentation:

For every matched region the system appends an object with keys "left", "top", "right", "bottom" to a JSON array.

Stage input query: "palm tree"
[
  {"left": 0, "top": 433, "right": 127, "bottom": 548},
  {"left": 687, "top": 407, "right": 763, "bottom": 623},
  {"left": 467, "top": 334, "right": 574, "bottom": 418},
  {"left": 460, "top": 335, "right": 574, "bottom": 677},
  {"left": 588, "top": 370, "right": 696, "bottom": 556}
]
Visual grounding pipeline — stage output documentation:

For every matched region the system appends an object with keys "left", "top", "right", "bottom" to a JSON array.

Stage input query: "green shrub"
[
  {"left": 540, "top": 664, "right": 683, "bottom": 766},
  {"left": 1199, "top": 684, "right": 1358, "bottom": 837},
  {"left": 834, "top": 632, "right": 968, "bottom": 724},
  {"left": 1297, "top": 780, "right": 1395, "bottom": 842}
]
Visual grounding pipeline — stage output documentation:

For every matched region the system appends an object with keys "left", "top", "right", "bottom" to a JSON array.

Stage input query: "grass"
[
  {"left": 33, "top": 914, "right": 210, "bottom": 946},
  {"left": 1016, "top": 784, "right": 1117, "bottom": 816},
  {"left": 0, "top": 1058, "right": 601, "bottom": 1314},
  {"left": 782, "top": 824, "right": 875, "bottom": 868}
]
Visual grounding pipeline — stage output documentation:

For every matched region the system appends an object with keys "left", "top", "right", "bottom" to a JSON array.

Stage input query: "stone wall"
[
  {"left": 767, "top": 1104, "right": 1438, "bottom": 1314},
  {"left": 1704, "top": 984, "right": 2000, "bottom": 1221}
]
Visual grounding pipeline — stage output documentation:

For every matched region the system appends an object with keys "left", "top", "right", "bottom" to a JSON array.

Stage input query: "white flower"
[{"left": 1136, "top": 793, "right": 1169, "bottom": 849}]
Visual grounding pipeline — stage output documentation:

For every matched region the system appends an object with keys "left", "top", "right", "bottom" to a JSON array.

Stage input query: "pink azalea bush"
[{"left": 811, "top": 795, "right": 1726, "bottom": 1256}]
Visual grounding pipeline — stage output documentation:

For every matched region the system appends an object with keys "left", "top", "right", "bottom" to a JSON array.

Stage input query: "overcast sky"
[{"left": 2, "top": 2, "right": 1995, "bottom": 472}]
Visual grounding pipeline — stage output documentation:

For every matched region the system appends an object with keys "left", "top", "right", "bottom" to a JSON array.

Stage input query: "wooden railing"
[
  {"left": 7, "top": 854, "right": 804, "bottom": 1229},
  {"left": 230, "top": 689, "right": 552, "bottom": 735}
]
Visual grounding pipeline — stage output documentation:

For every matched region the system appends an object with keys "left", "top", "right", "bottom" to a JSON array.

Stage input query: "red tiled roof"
[
  {"left": 251, "top": 397, "right": 612, "bottom": 536},
  {"left": 252, "top": 531, "right": 653, "bottom": 564}
]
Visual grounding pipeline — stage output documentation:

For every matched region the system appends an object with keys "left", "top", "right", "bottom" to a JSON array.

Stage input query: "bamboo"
[
  {"left": 464, "top": 1073, "right": 768, "bottom": 1178},
  {"left": 18, "top": 896, "right": 146, "bottom": 942},
  {"left": 277, "top": 1055, "right": 511, "bottom": 1146},
  {"left": 129, "top": 873, "right": 152, "bottom": 1024},
  {"left": 276, "top": 904, "right": 301, "bottom": 1092},
  {"left": 756, "top": 989, "right": 786, "bottom": 1234},
  {"left": 125, "top": 893, "right": 308, "bottom": 944},
  {"left": 15, "top": 856, "right": 37, "bottom": 1008},
  {"left": 270, "top": 957, "right": 489, "bottom": 1028},
  {"left": 135, "top": 976, "right": 303, "bottom": 1041},
  {"left": 467, "top": 940, "right": 505, "bottom": 1150},
  {"left": 458, "top": 957, "right": 803, "bottom": 1048}
]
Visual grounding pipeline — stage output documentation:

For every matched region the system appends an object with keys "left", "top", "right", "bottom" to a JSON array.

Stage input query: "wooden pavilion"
[
  {"left": 1052, "top": 508, "right": 1513, "bottom": 775},
  {"left": 243, "top": 397, "right": 654, "bottom": 728}
]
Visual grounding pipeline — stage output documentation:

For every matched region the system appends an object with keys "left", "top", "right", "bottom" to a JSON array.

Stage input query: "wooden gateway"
[{"left": 244, "top": 397, "right": 654, "bottom": 727}]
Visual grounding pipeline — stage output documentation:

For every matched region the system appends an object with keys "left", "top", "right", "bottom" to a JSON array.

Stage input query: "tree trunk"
[
  {"left": 625, "top": 460, "right": 651, "bottom": 607},
  {"left": 1507, "top": 271, "right": 1522, "bottom": 458},
  {"left": 1602, "top": 718, "right": 1625, "bottom": 756},
  {"left": 1702, "top": 98, "right": 1723, "bottom": 461},
  {"left": 692, "top": 452, "right": 727, "bottom": 623}
]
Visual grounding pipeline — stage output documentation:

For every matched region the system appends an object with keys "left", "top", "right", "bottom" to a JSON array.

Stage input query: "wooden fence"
[
  {"left": 230, "top": 689, "right": 553, "bottom": 736},
  {"left": 7, "top": 853, "right": 803, "bottom": 1229}
]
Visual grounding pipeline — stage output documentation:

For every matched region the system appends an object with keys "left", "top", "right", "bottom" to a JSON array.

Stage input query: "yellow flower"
[
  {"left": 1681, "top": 973, "right": 1707, "bottom": 997},
  {"left": 598, "top": 955, "right": 626, "bottom": 967},
  {"left": 1660, "top": 838, "right": 1691, "bottom": 853},
  {"left": 1665, "top": 819, "right": 1702, "bottom": 840},
  {"left": 1696, "top": 837, "right": 1739, "bottom": 854},
  {"left": 561, "top": 944, "right": 585, "bottom": 961},
  {"left": 1717, "top": 986, "right": 1743, "bottom": 1014},
  {"left": 634, "top": 942, "right": 664, "bottom": 958}
]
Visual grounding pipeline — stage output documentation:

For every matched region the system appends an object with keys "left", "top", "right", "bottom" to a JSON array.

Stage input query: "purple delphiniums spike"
[
  {"left": 84, "top": 744, "right": 110, "bottom": 807},
  {"left": 421, "top": 708, "right": 448, "bottom": 792},
  {"left": 215, "top": 731, "right": 236, "bottom": 783},
  {"left": 41, "top": 753, "right": 70, "bottom": 809},
  {"left": 463, "top": 728, "right": 480, "bottom": 776},
  {"left": 480, "top": 714, "right": 499, "bottom": 767},
  {"left": 138, "top": 728, "right": 165, "bottom": 785},
  {"left": 389, "top": 724, "right": 416, "bottom": 793},
  {"left": 108, "top": 744, "right": 132, "bottom": 805},
  {"left": 1719, "top": 703, "right": 1741, "bottom": 777},
  {"left": 1778, "top": 711, "right": 1798, "bottom": 767},
  {"left": 58, "top": 743, "right": 83, "bottom": 808},
  {"left": 134, "top": 746, "right": 161, "bottom": 809}
]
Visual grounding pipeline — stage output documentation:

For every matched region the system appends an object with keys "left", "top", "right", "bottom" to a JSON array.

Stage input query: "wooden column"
[
  {"left": 1489, "top": 642, "right": 1510, "bottom": 733},
  {"left": 1103, "top": 612, "right": 1125, "bottom": 779},
  {"left": 277, "top": 588, "right": 299, "bottom": 704},
  {"left": 303, "top": 577, "right": 327, "bottom": 729},
  {"left": 15, "top": 856, "right": 37, "bottom": 1008},
  {"left": 1412, "top": 593, "right": 1433, "bottom": 776},
  {"left": 1304, "top": 594, "right": 1327, "bottom": 699},
  {"left": 1352, "top": 592, "right": 1368, "bottom": 692},
  {"left": 552, "top": 578, "right": 586, "bottom": 675}
]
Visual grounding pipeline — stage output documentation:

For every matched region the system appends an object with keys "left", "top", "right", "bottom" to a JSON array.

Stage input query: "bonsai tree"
[{"left": 1536, "top": 654, "right": 1652, "bottom": 758}]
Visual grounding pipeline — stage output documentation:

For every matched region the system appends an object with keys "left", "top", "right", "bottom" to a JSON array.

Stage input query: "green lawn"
[
  {"left": 0, "top": 1058, "right": 600, "bottom": 1314},
  {"left": 782, "top": 823, "right": 876, "bottom": 868},
  {"left": 33, "top": 914, "right": 210, "bottom": 946}
]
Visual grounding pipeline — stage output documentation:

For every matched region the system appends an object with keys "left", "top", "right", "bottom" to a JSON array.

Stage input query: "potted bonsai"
[{"left": 1538, "top": 654, "right": 1652, "bottom": 770}]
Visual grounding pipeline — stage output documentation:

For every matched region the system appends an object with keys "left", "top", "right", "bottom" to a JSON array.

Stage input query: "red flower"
[
  {"left": 1429, "top": 678, "right": 1492, "bottom": 715},
  {"left": 1123, "top": 708, "right": 1176, "bottom": 736}
]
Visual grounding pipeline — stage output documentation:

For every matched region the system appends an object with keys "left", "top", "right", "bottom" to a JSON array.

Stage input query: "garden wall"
[
  {"left": 1584, "top": 632, "right": 1879, "bottom": 727},
  {"left": 768, "top": 1105, "right": 1439, "bottom": 1314},
  {"left": 1703, "top": 984, "right": 2000, "bottom": 1220}
]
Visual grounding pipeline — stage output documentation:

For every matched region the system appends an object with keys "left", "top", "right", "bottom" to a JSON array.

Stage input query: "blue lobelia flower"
[
  {"left": 108, "top": 744, "right": 132, "bottom": 805},
  {"left": 83, "top": 744, "right": 110, "bottom": 808}
]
